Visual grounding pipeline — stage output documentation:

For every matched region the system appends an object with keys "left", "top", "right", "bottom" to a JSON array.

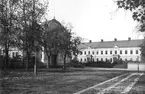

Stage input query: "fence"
[{"left": 128, "top": 62, "right": 145, "bottom": 71}]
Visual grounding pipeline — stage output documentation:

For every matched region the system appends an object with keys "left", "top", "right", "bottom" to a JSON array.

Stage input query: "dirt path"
[{"left": 74, "top": 73, "right": 144, "bottom": 94}]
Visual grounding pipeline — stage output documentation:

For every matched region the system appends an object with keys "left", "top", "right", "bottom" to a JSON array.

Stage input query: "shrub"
[
  {"left": 85, "top": 61, "right": 113, "bottom": 68},
  {"left": 70, "top": 59, "right": 84, "bottom": 68}
]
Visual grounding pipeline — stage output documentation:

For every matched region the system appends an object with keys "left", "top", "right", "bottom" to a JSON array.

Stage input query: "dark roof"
[
  {"left": 78, "top": 39, "right": 144, "bottom": 49},
  {"left": 42, "top": 18, "right": 64, "bottom": 31}
]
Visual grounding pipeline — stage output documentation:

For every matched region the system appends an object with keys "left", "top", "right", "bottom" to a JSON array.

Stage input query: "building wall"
[
  {"left": 78, "top": 47, "right": 141, "bottom": 63},
  {"left": 0, "top": 47, "right": 23, "bottom": 58},
  {"left": 40, "top": 50, "right": 70, "bottom": 65}
]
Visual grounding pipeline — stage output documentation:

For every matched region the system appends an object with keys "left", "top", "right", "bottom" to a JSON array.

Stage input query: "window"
[
  {"left": 106, "top": 58, "right": 108, "bottom": 61},
  {"left": 97, "top": 58, "right": 99, "bottom": 61},
  {"left": 120, "top": 50, "right": 122, "bottom": 54},
  {"left": 12, "top": 52, "right": 15, "bottom": 57},
  {"left": 125, "top": 50, "right": 127, "bottom": 54},
  {"left": 92, "top": 58, "right": 94, "bottom": 62},
  {"left": 101, "top": 58, "right": 103, "bottom": 61},
  {"left": 92, "top": 51, "right": 94, "bottom": 55},
  {"left": 80, "top": 51, "right": 83, "bottom": 55},
  {"left": 101, "top": 51, "right": 103, "bottom": 55},
  {"left": 84, "top": 58, "right": 86, "bottom": 61},
  {"left": 88, "top": 51, "right": 90, "bottom": 55},
  {"left": 130, "top": 50, "right": 133, "bottom": 54},
  {"left": 110, "top": 51, "right": 112, "bottom": 54},
  {"left": 16, "top": 52, "right": 18, "bottom": 56},
  {"left": 84, "top": 51, "right": 86, "bottom": 55},
  {"left": 110, "top": 58, "right": 112, "bottom": 62},
  {"left": 80, "top": 58, "right": 82, "bottom": 62},
  {"left": 105, "top": 50, "right": 108, "bottom": 54},
  {"left": 130, "top": 58, "right": 133, "bottom": 61},
  {"left": 96, "top": 51, "right": 98, "bottom": 55},
  {"left": 136, "top": 50, "right": 138, "bottom": 54},
  {"left": 115, "top": 50, "right": 117, "bottom": 54}
]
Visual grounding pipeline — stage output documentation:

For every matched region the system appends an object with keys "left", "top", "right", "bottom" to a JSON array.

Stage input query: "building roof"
[
  {"left": 42, "top": 18, "right": 64, "bottom": 31},
  {"left": 78, "top": 39, "right": 144, "bottom": 49}
]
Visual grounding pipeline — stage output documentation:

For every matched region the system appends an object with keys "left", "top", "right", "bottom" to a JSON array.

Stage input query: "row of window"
[
  {"left": 80, "top": 50, "right": 139, "bottom": 55},
  {"left": 80, "top": 58, "right": 137, "bottom": 62}
]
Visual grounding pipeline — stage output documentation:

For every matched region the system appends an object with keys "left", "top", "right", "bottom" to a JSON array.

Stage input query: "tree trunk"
[
  {"left": 5, "top": 48, "right": 9, "bottom": 69},
  {"left": 47, "top": 55, "right": 50, "bottom": 68},
  {"left": 34, "top": 52, "right": 37, "bottom": 76},
  {"left": 63, "top": 54, "right": 66, "bottom": 70},
  {"left": 25, "top": 51, "right": 29, "bottom": 71}
]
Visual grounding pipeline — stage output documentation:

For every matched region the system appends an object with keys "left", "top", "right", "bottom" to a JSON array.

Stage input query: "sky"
[{"left": 46, "top": 0, "right": 144, "bottom": 42}]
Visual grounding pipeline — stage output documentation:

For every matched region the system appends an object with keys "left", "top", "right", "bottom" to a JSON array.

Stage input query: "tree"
[
  {"left": 60, "top": 24, "right": 82, "bottom": 69},
  {"left": 42, "top": 19, "right": 82, "bottom": 69},
  {"left": 116, "top": 0, "right": 145, "bottom": 61},
  {"left": 42, "top": 19, "right": 65, "bottom": 68},
  {"left": 0, "top": 0, "right": 20, "bottom": 69},
  {"left": 116, "top": 0, "right": 145, "bottom": 32},
  {"left": 15, "top": 0, "right": 48, "bottom": 71}
]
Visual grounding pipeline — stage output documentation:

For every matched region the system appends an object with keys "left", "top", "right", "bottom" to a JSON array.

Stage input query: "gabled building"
[{"left": 78, "top": 38, "right": 143, "bottom": 63}]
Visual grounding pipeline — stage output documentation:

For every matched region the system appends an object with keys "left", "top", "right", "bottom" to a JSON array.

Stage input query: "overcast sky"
[{"left": 46, "top": 0, "right": 144, "bottom": 42}]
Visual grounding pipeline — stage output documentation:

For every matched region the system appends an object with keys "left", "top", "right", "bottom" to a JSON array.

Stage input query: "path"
[{"left": 74, "top": 72, "right": 144, "bottom": 94}]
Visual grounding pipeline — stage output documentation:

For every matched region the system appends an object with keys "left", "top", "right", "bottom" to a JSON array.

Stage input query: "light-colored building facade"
[
  {"left": 0, "top": 46, "right": 23, "bottom": 58},
  {"left": 77, "top": 38, "right": 143, "bottom": 63}
]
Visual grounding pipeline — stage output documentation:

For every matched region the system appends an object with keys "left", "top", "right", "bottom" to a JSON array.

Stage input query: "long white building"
[{"left": 77, "top": 38, "right": 143, "bottom": 63}]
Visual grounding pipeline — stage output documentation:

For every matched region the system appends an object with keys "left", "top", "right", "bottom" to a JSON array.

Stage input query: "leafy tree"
[
  {"left": 116, "top": 0, "right": 145, "bottom": 32},
  {"left": 42, "top": 19, "right": 65, "bottom": 68},
  {"left": 60, "top": 24, "right": 82, "bottom": 69},
  {"left": 42, "top": 20, "right": 82, "bottom": 69},
  {"left": 0, "top": 0, "right": 20, "bottom": 69},
  {"left": 15, "top": 0, "right": 48, "bottom": 71},
  {"left": 116, "top": 0, "right": 145, "bottom": 61}
]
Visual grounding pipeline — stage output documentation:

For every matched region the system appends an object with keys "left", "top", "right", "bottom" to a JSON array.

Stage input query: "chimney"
[
  {"left": 114, "top": 38, "right": 117, "bottom": 41},
  {"left": 128, "top": 37, "right": 131, "bottom": 41},
  {"left": 101, "top": 39, "right": 103, "bottom": 42},
  {"left": 89, "top": 40, "right": 92, "bottom": 43}
]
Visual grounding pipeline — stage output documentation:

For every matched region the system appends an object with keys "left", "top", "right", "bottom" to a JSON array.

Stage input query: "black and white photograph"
[{"left": 0, "top": 0, "right": 145, "bottom": 94}]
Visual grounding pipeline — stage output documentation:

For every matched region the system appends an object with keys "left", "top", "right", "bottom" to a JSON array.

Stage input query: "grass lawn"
[{"left": 0, "top": 68, "right": 127, "bottom": 94}]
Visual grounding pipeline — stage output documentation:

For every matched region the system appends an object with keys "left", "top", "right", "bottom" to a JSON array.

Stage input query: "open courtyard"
[{"left": 0, "top": 68, "right": 145, "bottom": 94}]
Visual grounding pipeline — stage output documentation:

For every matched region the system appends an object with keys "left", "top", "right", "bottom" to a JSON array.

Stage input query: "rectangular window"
[
  {"left": 130, "top": 50, "right": 133, "bottom": 54},
  {"left": 16, "top": 52, "right": 18, "bottom": 56},
  {"left": 12, "top": 52, "right": 15, "bottom": 57},
  {"left": 96, "top": 51, "right": 98, "bottom": 55},
  {"left": 88, "top": 51, "right": 90, "bottom": 55},
  {"left": 101, "top": 51, "right": 103, "bottom": 55},
  {"left": 115, "top": 50, "right": 117, "bottom": 54},
  {"left": 80, "top": 51, "right": 83, "bottom": 55},
  {"left": 105, "top": 51, "right": 107, "bottom": 54},
  {"left": 92, "top": 51, "right": 94, "bottom": 55},
  {"left": 80, "top": 58, "right": 82, "bottom": 62},
  {"left": 120, "top": 50, "right": 122, "bottom": 54},
  {"left": 110, "top": 51, "right": 112, "bottom": 54},
  {"left": 125, "top": 50, "right": 127, "bottom": 54},
  {"left": 84, "top": 51, "right": 86, "bottom": 55},
  {"left": 106, "top": 58, "right": 107, "bottom": 61},
  {"left": 136, "top": 50, "right": 138, "bottom": 54}
]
